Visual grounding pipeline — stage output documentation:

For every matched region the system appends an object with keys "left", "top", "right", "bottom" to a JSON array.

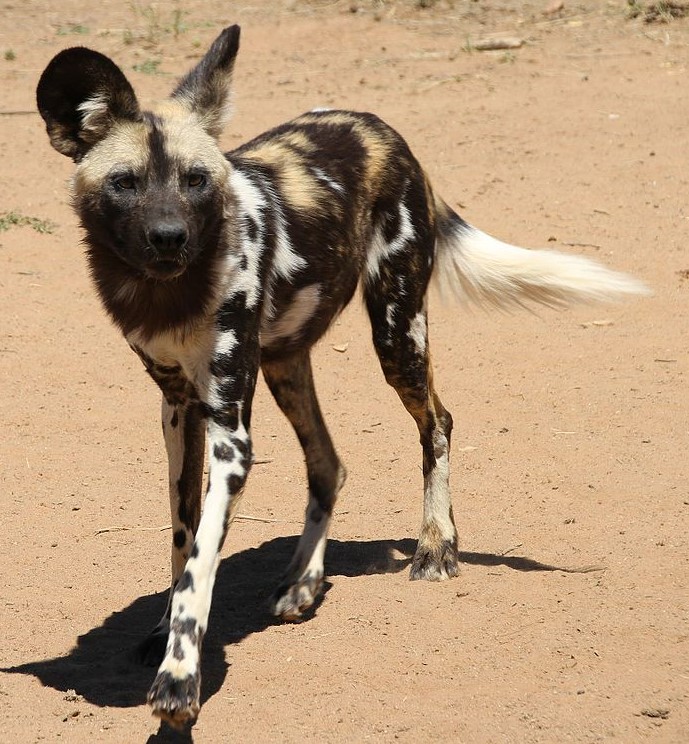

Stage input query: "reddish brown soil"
[{"left": 1, "top": 2, "right": 688, "bottom": 742}]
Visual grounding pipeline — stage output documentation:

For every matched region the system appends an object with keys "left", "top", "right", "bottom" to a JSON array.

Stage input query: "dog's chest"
[
  {"left": 128, "top": 324, "right": 216, "bottom": 402},
  {"left": 127, "top": 280, "right": 336, "bottom": 395}
]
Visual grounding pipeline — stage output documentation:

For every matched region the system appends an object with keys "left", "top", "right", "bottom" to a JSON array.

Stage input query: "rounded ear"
[
  {"left": 36, "top": 47, "right": 140, "bottom": 161},
  {"left": 172, "top": 25, "right": 241, "bottom": 139}
]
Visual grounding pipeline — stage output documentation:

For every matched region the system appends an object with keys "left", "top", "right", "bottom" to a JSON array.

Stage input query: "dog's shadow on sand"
[{"left": 1, "top": 536, "right": 574, "bottom": 742}]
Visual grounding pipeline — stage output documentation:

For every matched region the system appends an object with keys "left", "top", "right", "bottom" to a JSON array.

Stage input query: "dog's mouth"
[{"left": 144, "top": 259, "right": 188, "bottom": 281}]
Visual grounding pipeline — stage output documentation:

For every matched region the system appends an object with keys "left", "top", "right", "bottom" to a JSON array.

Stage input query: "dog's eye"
[
  {"left": 114, "top": 175, "right": 136, "bottom": 191},
  {"left": 188, "top": 173, "right": 206, "bottom": 188}
]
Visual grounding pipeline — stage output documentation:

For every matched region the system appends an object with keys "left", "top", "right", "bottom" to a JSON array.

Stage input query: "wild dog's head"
[{"left": 36, "top": 27, "right": 240, "bottom": 334}]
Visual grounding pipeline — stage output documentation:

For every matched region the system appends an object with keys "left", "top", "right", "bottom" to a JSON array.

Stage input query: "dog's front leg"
[
  {"left": 127, "top": 350, "right": 207, "bottom": 667},
  {"left": 147, "top": 329, "right": 260, "bottom": 727},
  {"left": 137, "top": 395, "right": 205, "bottom": 666}
]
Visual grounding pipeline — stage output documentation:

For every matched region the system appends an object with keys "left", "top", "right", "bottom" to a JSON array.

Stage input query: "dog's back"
[{"left": 228, "top": 109, "right": 438, "bottom": 358}]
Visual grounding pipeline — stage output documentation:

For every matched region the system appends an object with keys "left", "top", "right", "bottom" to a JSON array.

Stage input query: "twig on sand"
[
  {"left": 95, "top": 513, "right": 279, "bottom": 533},
  {"left": 234, "top": 514, "right": 278, "bottom": 523},
  {"left": 417, "top": 75, "right": 463, "bottom": 92},
  {"left": 472, "top": 37, "right": 523, "bottom": 51},
  {"left": 95, "top": 524, "right": 171, "bottom": 535},
  {"left": 561, "top": 241, "right": 602, "bottom": 249}
]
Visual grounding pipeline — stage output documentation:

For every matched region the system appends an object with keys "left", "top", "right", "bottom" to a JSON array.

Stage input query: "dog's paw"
[
  {"left": 270, "top": 572, "right": 323, "bottom": 621},
  {"left": 409, "top": 539, "right": 460, "bottom": 581},
  {"left": 135, "top": 627, "right": 169, "bottom": 667},
  {"left": 148, "top": 670, "right": 200, "bottom": 728}
]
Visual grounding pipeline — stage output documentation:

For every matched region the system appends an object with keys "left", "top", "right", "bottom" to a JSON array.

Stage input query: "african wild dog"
[{"left": 37, "top": 26, "right": 646, "bottom": 726}]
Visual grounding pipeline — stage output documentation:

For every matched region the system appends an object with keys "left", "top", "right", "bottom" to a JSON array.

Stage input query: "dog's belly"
[{"left": 259, "top": 269, "right": 359, "bottom": 359}]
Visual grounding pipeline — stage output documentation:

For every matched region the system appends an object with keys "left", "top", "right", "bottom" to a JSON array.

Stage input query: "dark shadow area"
[
  {"left": 1, "top": 534, "right": 581, "bottom": 723},
  {"left": 145, "top": 721, "right": 195, "bottom": 744},
  {"left": 0, "top": 536, "right": 414, "bottom": 713},
  {"left": 458, "top": 550, "right": 604, "bottom": 574}
]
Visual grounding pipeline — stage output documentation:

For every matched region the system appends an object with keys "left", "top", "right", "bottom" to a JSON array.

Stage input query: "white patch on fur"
[
  {"left": 261, "top": 214, "right": 306, "bottom": 323},
  {"left": 77, "top": 94, "right": 109, "bottom": 134},
  {"left": 206, "top": 374, "right": 239, "bottom": 411},
  {"left": 271, "top": 213, "right": 307, "bottom": 282},
  {"left": 260, "top": 284, "right": 321, "bottom": 346},
  {"left": 225, "top": 168, "right": 269, "bottom": 309},
  {"left": 422, "top": 439, "right": 455, "bottom": 545},
  {"left": 365, "top": 197, "right": 415, "bottom": 281},
  {"left": 296, "top": 501, "right": 329, "bottom": 579},
  {"left": 158, "top": 644, "right": 199, "bottom": 681},
  {"left": 205, "top": 419, "right": 250, "bottom": 521},
  {"left": 230, "top": 165, "right": 267, "bottom": 220},
  {"left": 385, "top": 303, "right": 396, "bottom": 329},
  {"left": 232, "top": 260, "right": 262, "bottom": 310},
  {"left": 229, "top": 166, "right": 306, "bottom": 320},
  {"left": 209, "top": 445, "right": 247, "bottom": 481},
  {"left": 214, "top": 329, "right": 237, "bottom": 357},
  {"left": 408, "top": 311, "right": 427, "bottom": 355},
  {"left": 433, "top": 224, "right": 650, "bottom": 309},
  {"left": 312, "top": 167, "right": 344, "bottom": 194}
]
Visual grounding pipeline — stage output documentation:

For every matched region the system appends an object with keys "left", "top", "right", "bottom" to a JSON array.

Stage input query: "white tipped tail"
[{"left": 432, "top": 220, "right": 649, "bottom": 310}]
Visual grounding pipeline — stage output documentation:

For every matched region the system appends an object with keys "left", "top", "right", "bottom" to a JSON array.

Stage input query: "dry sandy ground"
[{"left": 1, "top": 1, "right": 688, "bottom": 742}]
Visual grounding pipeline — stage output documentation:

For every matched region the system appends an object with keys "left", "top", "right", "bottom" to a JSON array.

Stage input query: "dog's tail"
[{"left": 432, "top": 202, "right": 649, "bottom": 310}]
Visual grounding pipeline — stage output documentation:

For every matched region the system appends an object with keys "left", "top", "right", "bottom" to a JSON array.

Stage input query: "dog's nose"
[{"left": 147, "top": 221, "right": 189, "bottom": 255}]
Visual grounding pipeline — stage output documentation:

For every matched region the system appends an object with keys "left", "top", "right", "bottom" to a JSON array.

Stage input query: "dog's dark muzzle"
[{"left": 144, "top": 220, "right": 190, "bottom": 279}]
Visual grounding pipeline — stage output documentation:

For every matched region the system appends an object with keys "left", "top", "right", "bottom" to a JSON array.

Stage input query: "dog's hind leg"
[
  {"left": 261, "top": 350, "right": 346, "bottom": 620},
  {"left": 367, "top": 297, "right": 458, "bottom": 580},
  {"left": 364, "top": 201, "right": 459, "bottom": 580}
]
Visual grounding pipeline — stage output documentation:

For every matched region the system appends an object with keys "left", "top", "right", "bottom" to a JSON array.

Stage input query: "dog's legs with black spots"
[
  {"left": 138, "top": 395, "right": 206, "bottom": 665},
  {"left": 365, "top": 225, "right": 458, "bottom": 581},
  {"left": 127, "top": 351, "right": 206, "bottom": 665},
  {"left": 370, "top": 300, "right": 458, "bottom": 580},
  {"left": 262, "top": 350, "right": 346, "bottom": 620},
  {"left": 147, "top": 399, "right": 254, "bottom": 724},
  {"left": 147, "top": 307, "right": 262, "bottom": 725}
]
